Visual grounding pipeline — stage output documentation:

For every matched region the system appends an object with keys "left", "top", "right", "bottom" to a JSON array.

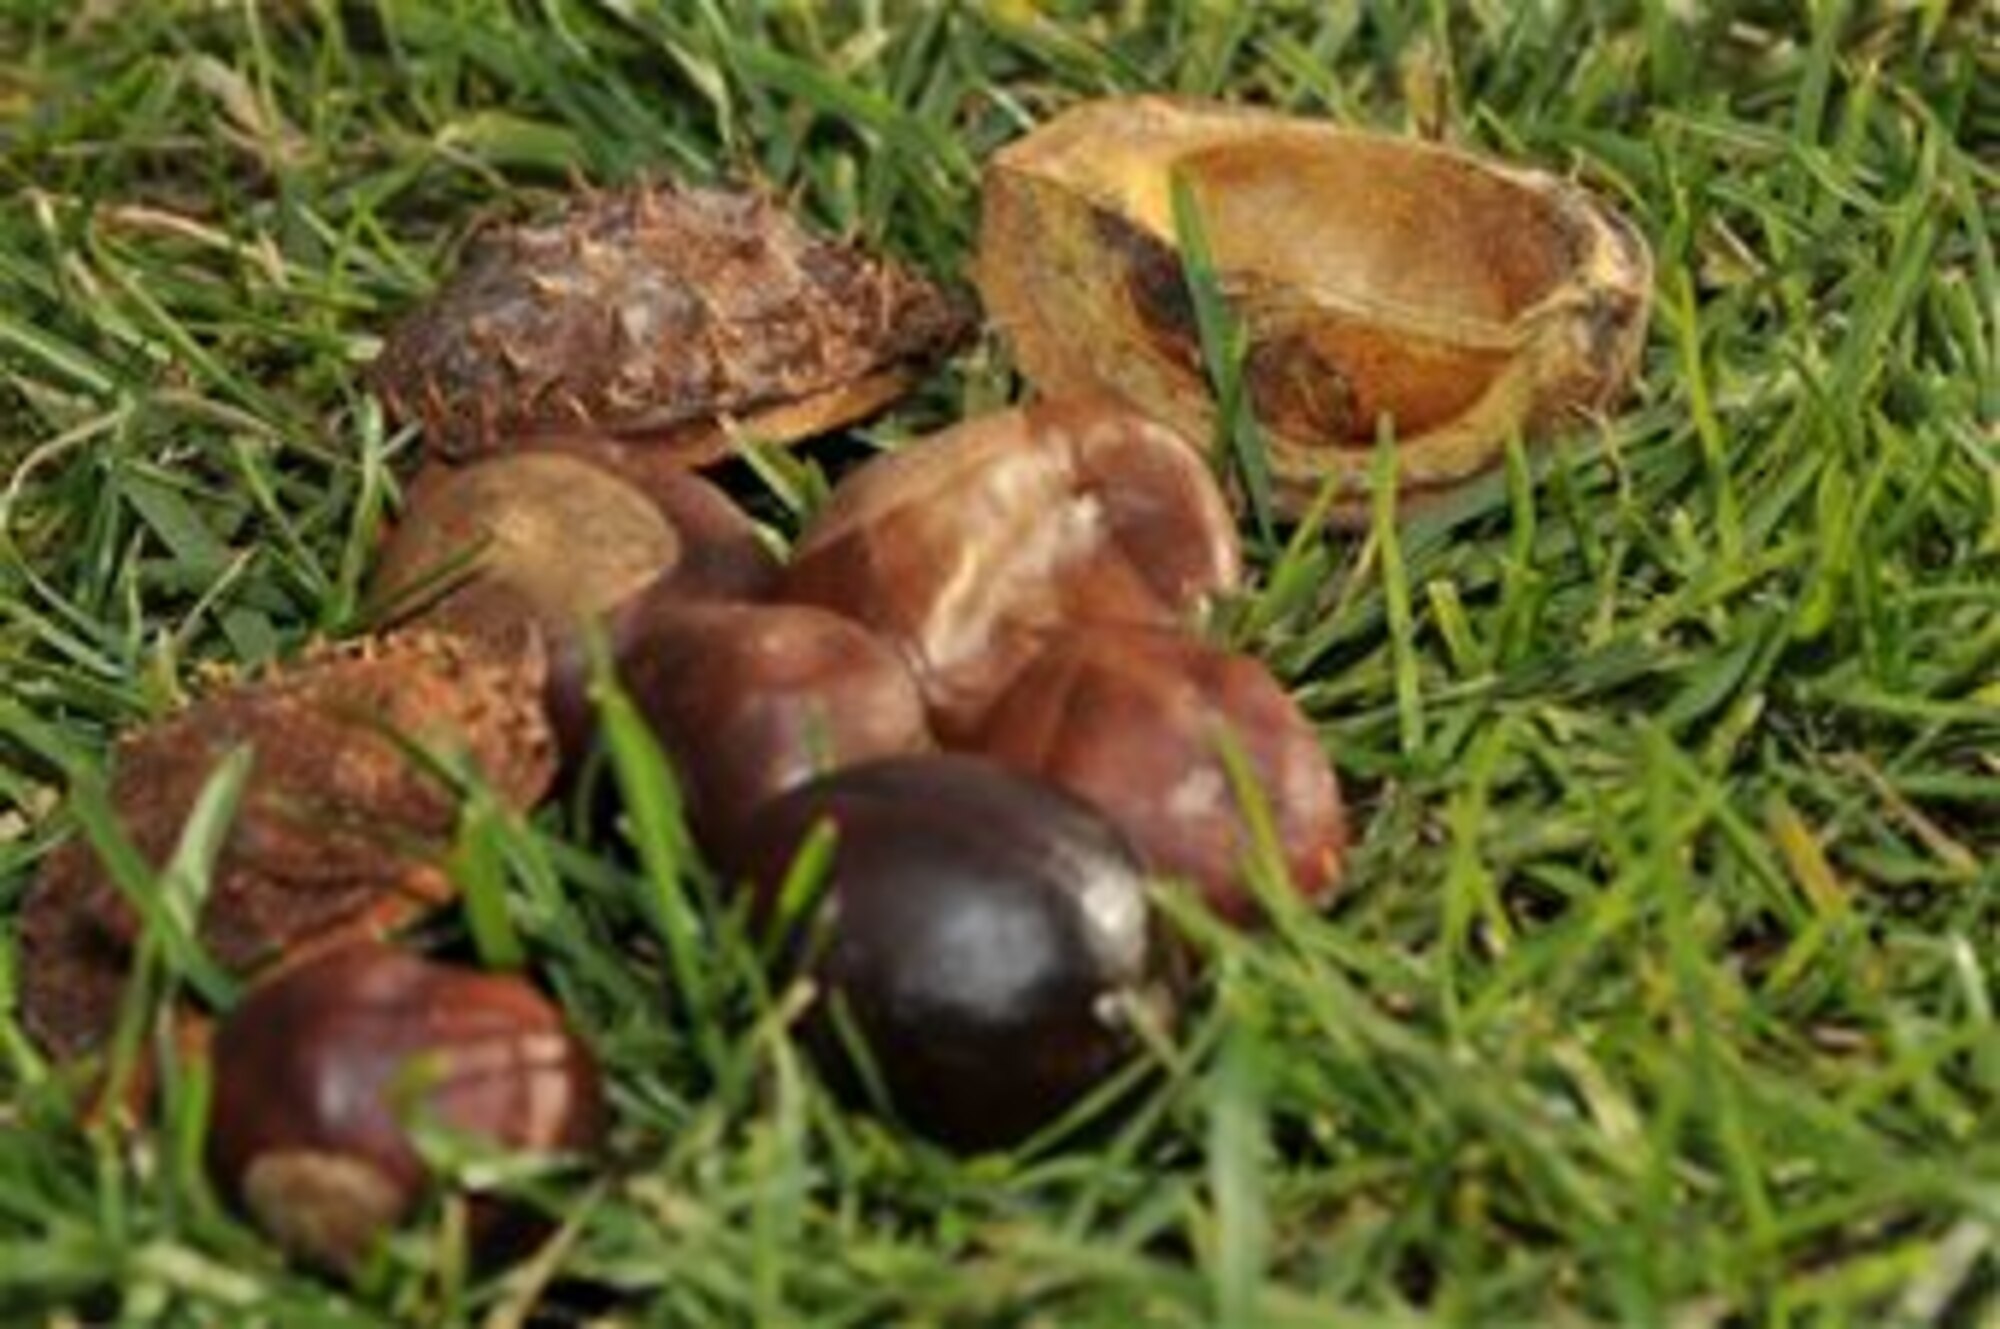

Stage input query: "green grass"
[{"left": 1, "top": 1, "right": 1995, "bottom": 1323}]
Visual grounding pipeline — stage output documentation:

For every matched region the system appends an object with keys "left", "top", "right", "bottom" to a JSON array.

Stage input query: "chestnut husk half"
[
  {"left": 976, "top": 96, "right": 1653, "bottom": 522},
  {"left": 18, "top": 633, "right": 555, "bottom": 1064},
  {"left": 371, "top": 183, "right": 971, "bottom": 463},
  {"left": 784, "top": 397, "right": 1242, "bottom": 737},
  {"left": 723, "top": 754, "right": 1168, "bottom": 1151}
]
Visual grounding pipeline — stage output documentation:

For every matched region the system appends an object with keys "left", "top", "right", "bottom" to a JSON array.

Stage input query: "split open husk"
[
  {"left": 372, "top": 184, "right": 970, "bottom": 463},
  {"left": 976, "top": 96, "right": 1653, "bottom": 523},
  {"left": 17, "top": 633, "right": 555, "bottom": 1064}
]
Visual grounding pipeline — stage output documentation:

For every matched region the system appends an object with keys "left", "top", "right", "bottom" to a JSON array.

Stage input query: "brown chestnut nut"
[
  {"left": 724, "top": 754, "right": 1167, "bottom": 1151},
  {"left": 966, "top": 624, "right": 1346, "bottom": 924},
  {"left": 530, "top": 432, "right": 780, "bottom": 604},
  {"left": 783, "top": 397, "right": 1241, "bottom": 738},
  {"left": 617, "top": 602, "right": 932, "bottom": 858},
  {"left": 369, "top": 449, "right": 778, "bottom": 753},
  {"left": 207, "top": 943, "right": 605, "bottom": 1273}
]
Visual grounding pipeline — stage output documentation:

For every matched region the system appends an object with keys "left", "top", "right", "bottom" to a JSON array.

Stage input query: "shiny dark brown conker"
[
  {"left": 724, "top": 754, "right": 1166, "bottom": 1151},
  {"left": 782, "top": 397, "right": 1241, "bottom": 738},
  {"left": 206, "top": 943, "right": 605, "bottom": 1272},
  {"left": 967, "top": 624, "right": 1346, "bottom": 924},
  {"left": 616, "top": 601, "right": 932, "bottom": 859}
]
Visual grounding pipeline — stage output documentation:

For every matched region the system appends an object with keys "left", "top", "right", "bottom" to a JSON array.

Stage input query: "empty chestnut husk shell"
[
  {"left": 371, "top": 183, "right": 970, "bottom": 462},
  {"left": 977, "top": 96, "right": 1653, "bottom": 522},
  {"left": 616, "top": 601, "right": 932, "bottom": 858},
  {"left": 784, "top": 397, "right": 1242, "bottom": 737},
  {"left": 207, "top": 943, "right": 605, "bottom": 1272},
  {"left": 724, "top": 754, "right": 1166, "bottom": 1151},
  {"left": 967, "top": 624, "right": 1345, "bottom": 924},
  {"left": 18, "top": 632, "right": 555, "bottom": 1064},
  {"left": 369, "top": 449, "right": 778, "bottom": 753}
]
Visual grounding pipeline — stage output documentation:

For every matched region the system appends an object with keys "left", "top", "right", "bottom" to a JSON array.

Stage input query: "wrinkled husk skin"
[
  {"left": 373, "top": 184, "right": 972, "bottom": 462},
  {"left": 976, "top": 97, "right": 1654, "bottom": 523},
  {"left": 18, "top": 634, "right": 555, "bottom": 1063}
]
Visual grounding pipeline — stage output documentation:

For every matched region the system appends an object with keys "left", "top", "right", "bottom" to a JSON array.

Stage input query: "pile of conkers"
[
  {"left": 18, "top": 96, "right": 1650, "bottom": 1277},
  {"left": 362, "top": 394, "right": 1345, "bottom": 1159},
  {"left": 20, "top": 187, "right": 1347, "bottom": 1277}
]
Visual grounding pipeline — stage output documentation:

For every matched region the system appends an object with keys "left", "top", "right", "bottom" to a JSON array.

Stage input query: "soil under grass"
[{"left": 0, "top": 3, "right": 1994, "bottom": 1325}]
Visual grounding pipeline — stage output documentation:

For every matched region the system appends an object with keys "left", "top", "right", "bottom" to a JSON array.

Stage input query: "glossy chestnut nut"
[
  {"left": 617, "top": 602, "right": 932, "bottom": 859},
  {"left": 967, "top": 624, "right": 1346, "bottom": 924},
  {"left": 369, "top": 448, "right": 778, "bottom": 753},
  {"left": 725, "top": 754, "right": 1166, "bottom": 1151},
  {"left": 783, "top": 397, "right": 1241, "bottom": 738},
  {"left": 207, "top": 943, "right": 605, "bottom": 1272}
]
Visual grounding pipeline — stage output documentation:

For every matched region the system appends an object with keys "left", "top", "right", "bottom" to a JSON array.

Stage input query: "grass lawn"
[{"left": 0, "top": 1, "right": 1994, "bottom": 1324}]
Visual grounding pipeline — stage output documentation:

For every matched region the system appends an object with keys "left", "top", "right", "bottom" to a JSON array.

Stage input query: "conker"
[
  {"left": 783, "top": 397, "right": 1241, "bottom": 738},
  {"left": 369, "top": 448, "right": 777, "bottom": 753},
  {"left": 616, "top": 601, "right": 932, "bottom": 858},
  {"left": 206, "top": 943, "right": 605, "bottom": 1272},
  {"left": 531, "top": 432, "right": 780, "bottom": 604},
  {"left": 967, "top": 624, "right": 1346, "bottom": 923},
  {"left": 725, "top": 754, "right": 1166, "bottom": 1151}
]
